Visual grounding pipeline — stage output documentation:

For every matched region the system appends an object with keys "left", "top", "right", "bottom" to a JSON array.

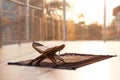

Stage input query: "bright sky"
[{"left": 66, "top": 0, "right": 120, "bottom": 25}]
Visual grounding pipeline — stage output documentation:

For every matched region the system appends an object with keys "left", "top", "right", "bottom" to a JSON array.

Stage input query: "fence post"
[
  {"left": 31, "top": 9, "right": 35, "bottom": 41},
  {"left": 52, "top": 17, "right": 55, "bottom": 40},
  {"left": 0, "top": 0, "right": 2, "bottom": 47},
  {"left": 63, "top": 0, "right": 66, "bottom": 41},
  {"left": 58, "top": 20, "right": 62, "bottom": 40},
  {"left": 39, "top": 18, "right": 43, "bottom": 40},
  {"left": 0, "top": 21, "right": 2, "bottom": 48},
  {"left": 44, "top": 15, "right": 48, "bottom": 40},
  {"left": 26, "top": 0, "right": 30, "bottom": 40},
  {"left": 17, "top": 5, "right": 21, "bottom": 45}
]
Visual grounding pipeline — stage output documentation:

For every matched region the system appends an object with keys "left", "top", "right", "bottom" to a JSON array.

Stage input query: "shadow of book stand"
[{"left": 8, "top": 53, "right": 116, "bottom": 70}]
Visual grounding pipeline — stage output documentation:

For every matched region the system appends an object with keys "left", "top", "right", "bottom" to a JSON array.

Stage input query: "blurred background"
[
  {"left": 0, "top": 1, "right": 120, "bottom": 80},
  {"left": 0, "top": 0, "right": 120, "bottom": 47}
]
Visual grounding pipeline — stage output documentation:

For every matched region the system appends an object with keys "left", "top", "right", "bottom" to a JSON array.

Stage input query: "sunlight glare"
[{"left": 66, "top": 0, "right": 120, "bottom": 25}]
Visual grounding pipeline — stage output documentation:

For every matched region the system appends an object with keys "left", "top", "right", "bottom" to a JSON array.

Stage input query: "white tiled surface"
[{"left": 0, "top": 41, "right": 119, "bottom": 80}]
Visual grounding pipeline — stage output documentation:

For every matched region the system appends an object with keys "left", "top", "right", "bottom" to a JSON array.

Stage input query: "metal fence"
[
  {"left": 0, "top": 0, "right": 120, "bottom": 47},
  {"left": 1, "top": 0, "right": 74, "bottom": 47}
]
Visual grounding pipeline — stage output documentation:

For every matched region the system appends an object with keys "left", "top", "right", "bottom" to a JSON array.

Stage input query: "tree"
[
  {"left": 75, "top": 13, "right": 88, "bottom": 40},
  {"left": 45, "top": 0, "right": 70, "bottom": 40},
  {"left": 46, "top": 0, "right": 70, "bottom": 18},
  {"left": 87, "top": 23, "right": 102, "bottom": 40},
  {"left": 75, "top": 24, "right": 88, "bottom": 40},
  {"left": 106, "top": 20, "right": 118, "bottom": 40}
]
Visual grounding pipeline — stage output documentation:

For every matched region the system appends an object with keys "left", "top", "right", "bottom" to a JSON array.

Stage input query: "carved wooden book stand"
[{"left": 28, "top": 42, "right": 65, "bottom": 66}]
